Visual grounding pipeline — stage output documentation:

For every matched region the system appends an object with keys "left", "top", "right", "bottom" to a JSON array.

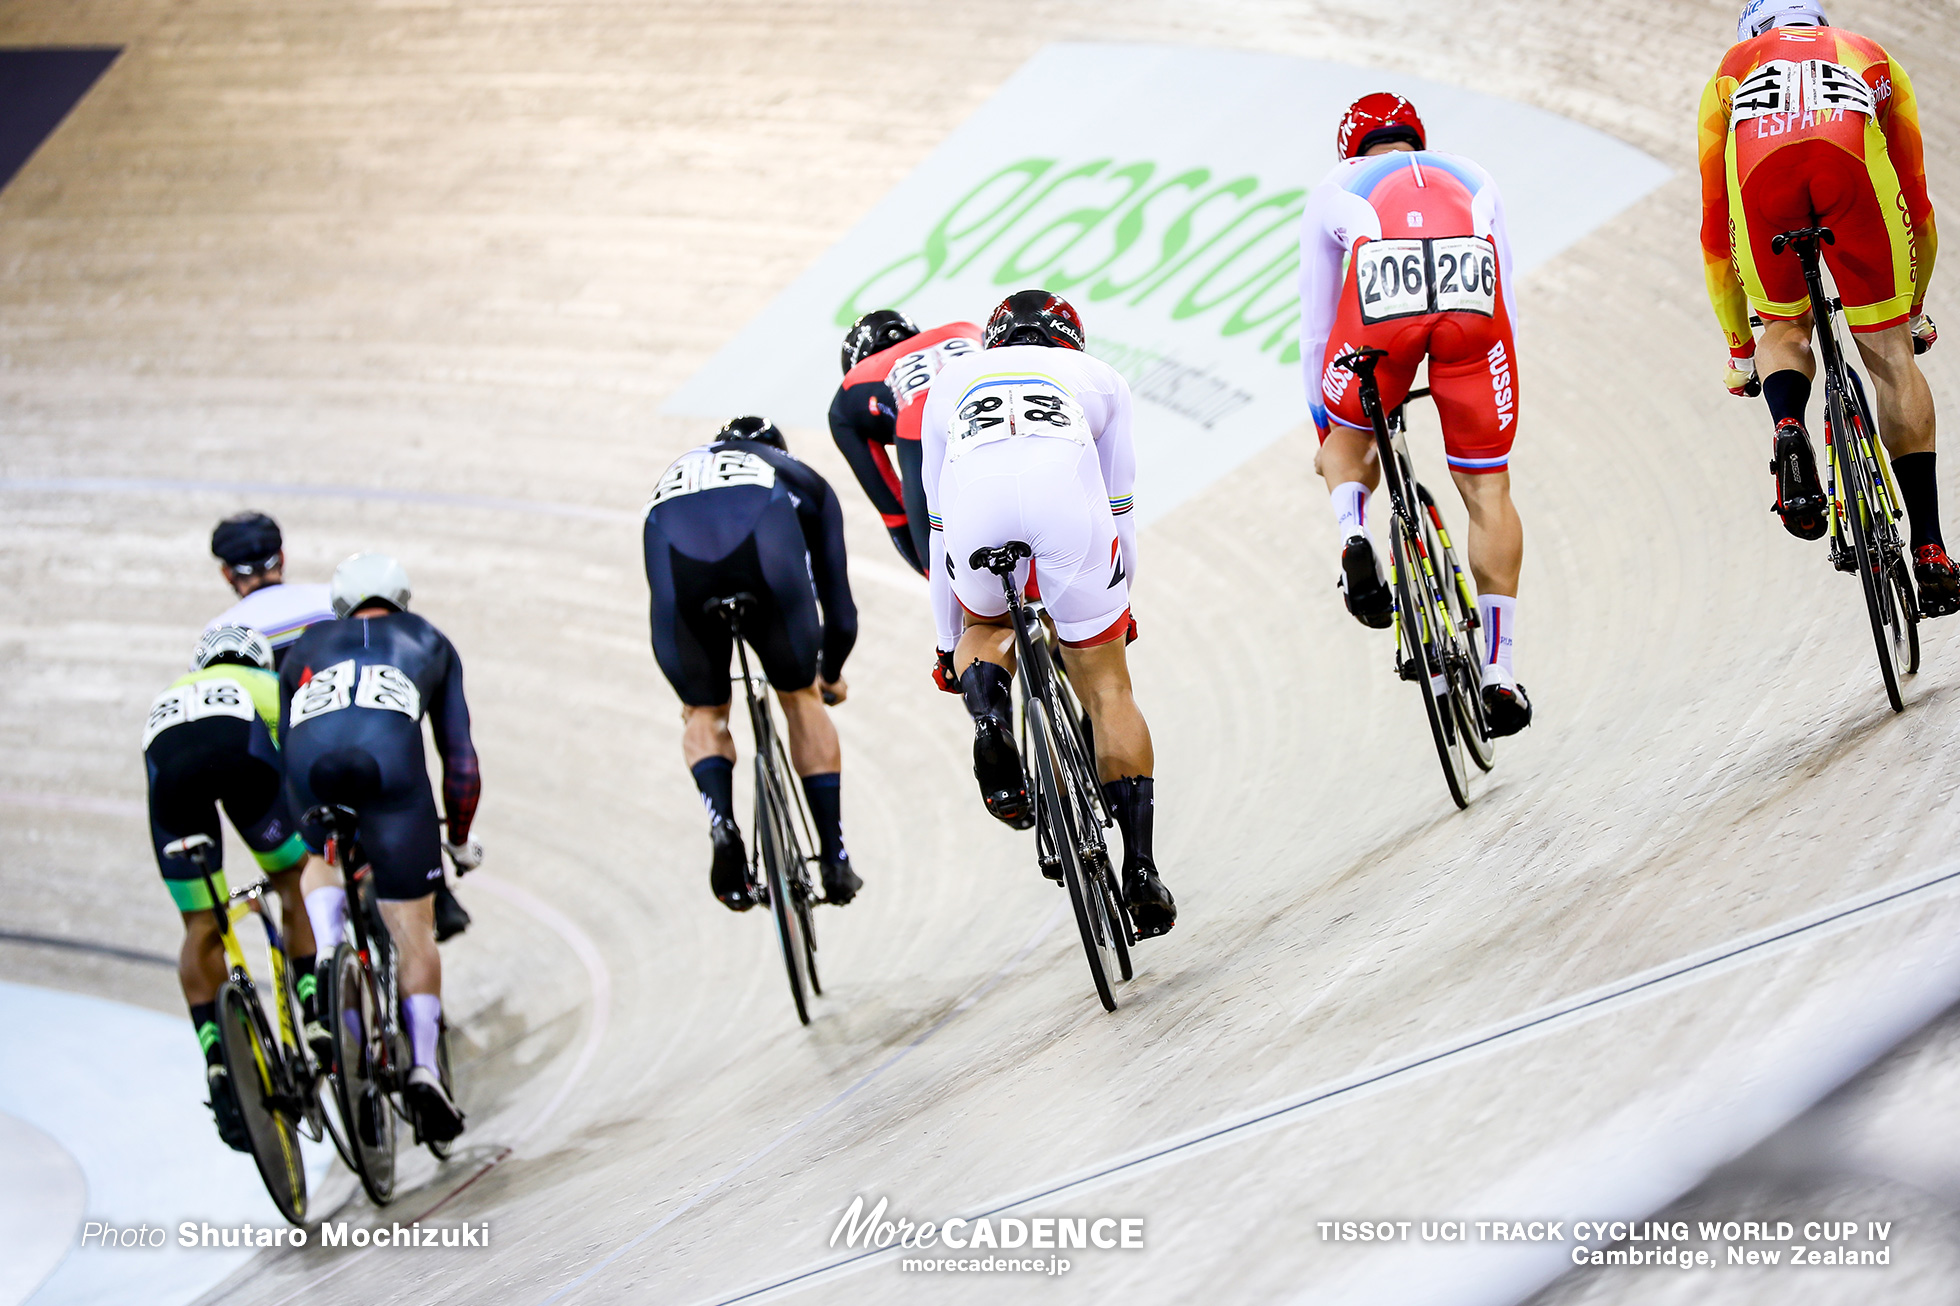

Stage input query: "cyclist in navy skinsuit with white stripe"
[
  {"left": 643, "top": 416, "right": 861, "bottom": 912},
  {"left": 280, "top": 553, "right": 480, "bottom": 1143}
]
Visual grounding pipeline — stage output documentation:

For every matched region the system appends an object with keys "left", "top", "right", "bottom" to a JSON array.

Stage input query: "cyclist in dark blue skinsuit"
[
  {"left": 279, "top": 553, "right": 480, "bottom": 1143},
  {"left": 643, "top": 416, "right": 861, "bottom": 911}
]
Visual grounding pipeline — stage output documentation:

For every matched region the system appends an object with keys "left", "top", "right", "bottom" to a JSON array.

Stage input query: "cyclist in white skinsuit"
[{"left": 920, "top": 289, "right": 1175, "bottom": 938}]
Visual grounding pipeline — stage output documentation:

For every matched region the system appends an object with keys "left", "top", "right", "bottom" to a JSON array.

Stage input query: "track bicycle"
[
  {"left": 971, "top": 543, "right": 1133, "bottom": 1012},
  {"left": 1333, "top": 349, "right": 1495, "bottom": 809},
  {"left": 1769, "top": 225, "right": 1920, "bottom": 712},
  {"left": 167, "top": 833, "right": 324, "bottom": 1224},
  {"left": 706, "top": 594, "right": 827, "bottom": 1027},
  {"left": 307, "top": 802, "right": 461, "bottom": 1207}
]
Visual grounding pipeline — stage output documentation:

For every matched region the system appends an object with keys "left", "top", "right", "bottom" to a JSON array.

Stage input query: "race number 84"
[
  {"left": 953, "top": 383, "right": 1090, "bottom": 452},
  {"left": 1356, "top": 237, "right": 1496, "bottom": 324}
]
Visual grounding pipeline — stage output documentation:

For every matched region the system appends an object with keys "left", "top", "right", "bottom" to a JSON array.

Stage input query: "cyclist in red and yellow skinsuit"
[{"left": 1699, "top": 0, "right": 1957, "bottom": 614}]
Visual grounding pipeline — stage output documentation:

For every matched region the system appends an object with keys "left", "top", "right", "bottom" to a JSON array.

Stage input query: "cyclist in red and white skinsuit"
[
  {"left": 829, "top": 311, "right": 982, "bottom": 578},
  {"left": 1298, "top": 93, "right": 1532, "bottom": 737}
]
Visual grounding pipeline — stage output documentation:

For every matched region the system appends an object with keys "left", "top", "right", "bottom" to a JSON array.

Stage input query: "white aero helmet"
[
  {"left": 330, "top": 553, "right": 412, "bottom": 618},
  {"left": 1738, "top": 0, "right": 1827, "bottom": 41},
  {"left": 192, "top": 624, "right": 273, "bottom": 671}
]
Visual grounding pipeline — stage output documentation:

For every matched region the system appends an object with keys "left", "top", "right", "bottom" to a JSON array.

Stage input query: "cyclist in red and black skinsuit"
[{"left": 829, "top": 310, "right": 982, "bottom": 576}]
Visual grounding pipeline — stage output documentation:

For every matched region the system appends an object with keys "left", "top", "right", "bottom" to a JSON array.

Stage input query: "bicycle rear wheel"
[
  {"left": 1833, "top": 389, "right": 1906, "bottom": 712},
  {"left": 328, "top": 942, "right": 396, "bottom": 1204},
  {"left": 1029, "top": 695, "right": 1119, "bottom": 1011},
  {"left": 757, "top": 760, "right": 813, "bottom": 1026},
  {"left": 1032, "top": 634, "right": 1132, "bottom": 981},
  {"left": 1415, "top": 484, "right": 1496, "bottom": 774},
  {"left": 1391, "top": 518, "right": 1471, "bottom": 808},
  {"left": 216, "top": 981, "right": 308, "bottom": 1224},
  {"left": 1847, "top": 369, "right": 1920, "bottom": 677}
]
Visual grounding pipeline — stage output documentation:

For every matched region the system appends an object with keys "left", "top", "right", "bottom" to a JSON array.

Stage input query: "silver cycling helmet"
[
  {"left": 192, "top": 624, "right": 274, "bottom": 671},
  {"left": 1738, "top": 0, "right": 1827, "bottom": 41},
  {"left": 330, "top": 553, "right": 412, "bottom": 618}
]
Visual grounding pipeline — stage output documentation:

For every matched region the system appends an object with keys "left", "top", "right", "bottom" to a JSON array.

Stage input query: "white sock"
[
  {"left": 304, "top": 887, "right": 347, "bottom": 954},
  {"left": 1331, "top": 481, "right": 1371, "bottom": 542},
  {"left": 404, "top": 993, "right": 442, "bottom": 1069},
  {"left": 1478, "top": 594, "right": 1517, "bottom": 678}
]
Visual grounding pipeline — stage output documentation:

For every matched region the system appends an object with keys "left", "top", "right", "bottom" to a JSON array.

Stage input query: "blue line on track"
[{"left": 0, "top": 476, "right": 638, "bottom": 522}]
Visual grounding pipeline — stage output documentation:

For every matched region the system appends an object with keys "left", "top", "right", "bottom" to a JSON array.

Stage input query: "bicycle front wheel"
[
  {"left": 217, "top": 981, "right": 308, "bottom": 1224},
  {"left": 757, "top": 761, "right": 813, "bottom": 1026},
  {"left": 329, "top": 942, "right": 396, "bottom": 1204},
  {"left": 1391, "top": 518, "right": 1470, "bottom": 808}
]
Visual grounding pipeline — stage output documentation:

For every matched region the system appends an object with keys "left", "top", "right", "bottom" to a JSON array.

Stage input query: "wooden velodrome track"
[{"left": 4, "top": 1, "right": 1960, "bottom": 1302}]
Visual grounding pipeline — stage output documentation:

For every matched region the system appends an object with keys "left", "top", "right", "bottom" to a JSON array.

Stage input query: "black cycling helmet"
[
  {"left": 211, "top": 510, "right": 282, "bottom": 570},
  {"left": 983, "top": 289, "right": 1086, "bottom": 351},
  {"left": 841, "top": 309, "right": 920, "bottom": 373},
  {"left": 716, "top": 415, "right": 787, "bottom": 451}
]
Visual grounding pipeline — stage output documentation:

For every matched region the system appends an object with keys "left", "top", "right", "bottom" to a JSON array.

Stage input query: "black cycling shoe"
[
  {"left": 1771, "top": 419, "right": 1827, "bottom": 541},
  {"left": 1339, "top": 536, "right": 1393, "bottom": 628},
  {"left": 404, "top": 1066, "right": 465, "bottom": 1144},
  {"left": 962, "top": 660, "right": 1034, "bottom": 829},
  {"left": 1482, "top": 680, "right": 1533, "bottom": 737},
  {"left": 1915, "top": 543, "right": 1960, "bottom": 618},
  {"left": 709, "top": 820, "right": 756, "bottom": 911},
  {"left": 1123, "top": 862, "right": 1177, "bottom": 939},
  {"left": 821, "top": 855, "right": 862, "bottom": 905},
  {"left": 433, "top": 880, "right": 471, "bottom": 942},
  {"left": 973, "top": 714, "right": 1035, "bottom": 829},
  {"left": 206, "top": 1065, "right": 252, "bottom": 1153}
]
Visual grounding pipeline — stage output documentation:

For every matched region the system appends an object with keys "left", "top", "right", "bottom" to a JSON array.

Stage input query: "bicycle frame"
[
  {"left": 190, "top": 853, "right": 300, "bottom": 1062},
  {"left": 316, "top": 811, "right": 406, "bottom": 1089},
  {"left": 1779, "top": 230, "right": 1908, "bottom": 549},
  {"left": 1341, "top": 356, "right": 1475, "bottom": 672}
]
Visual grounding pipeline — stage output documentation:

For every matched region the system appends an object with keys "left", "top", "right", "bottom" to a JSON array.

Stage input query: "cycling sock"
[
  {"left": 1763, "top": 369, "right": 1812, "bottom": 429},
  {"left": 690, "top": 756, "right": 737, "bottom": 829},
  {"left": 960, "top": 659, "right": 1014, "bottom": 725},
  {"left": 1331, "top": 481, "right": 1371, "bottom": 541},
  {"left": 190, "top": 1002, "right": 223, "bottom": 1068},
  {"left": 1891, "top": 452, "right": 1945, "bottom": 550},
  {"left": 403, "top": 993, "right": 442, "bottom": 1069},
  {"left": 800, "top": 772, "right": 846, "bottom": 864},
  {"left": 291, "top": 954, "right": 317, "bottom": 1019},
  {"left": 1478, "top": 594, "right": 1517, "bottom": 676},
  {"left": 1099, "top": 776, "right": 1155, "bottom": 875},
  {"left": 304, "top": 886, "right": 347, "bottom": 954}
]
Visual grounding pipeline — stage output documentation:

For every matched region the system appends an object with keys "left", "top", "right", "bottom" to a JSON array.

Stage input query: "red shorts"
[
  {"left": 1318, "top": 244, "right": 1519, "bottom": 475},
  {"left": 1730, "top": 136, "right": 1917, "bottom": 333}
]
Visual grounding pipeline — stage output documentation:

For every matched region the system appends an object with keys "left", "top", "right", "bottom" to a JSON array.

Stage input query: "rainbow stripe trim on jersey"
[{"left": 1108, "top": 494, "right": 1134, "bottom": 515}]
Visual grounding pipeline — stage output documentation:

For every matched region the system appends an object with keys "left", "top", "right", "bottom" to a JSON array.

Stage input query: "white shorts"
[{"left": 939, "top": 436, "right": 1130, "bottom": 647}]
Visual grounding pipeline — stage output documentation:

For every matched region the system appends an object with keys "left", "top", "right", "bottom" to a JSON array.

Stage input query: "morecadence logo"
[{"left": 666, "top": 44, "right": 1670, "bottom": 523}]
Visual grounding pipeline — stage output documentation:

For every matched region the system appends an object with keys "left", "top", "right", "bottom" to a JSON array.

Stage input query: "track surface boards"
[{"left": 4, "top": 2, "right": 1960, "bottom": 1303}]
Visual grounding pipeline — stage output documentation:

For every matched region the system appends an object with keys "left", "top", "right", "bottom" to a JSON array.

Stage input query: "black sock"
[
  {"left": 1892, "top": 452, "right": 1944, "bottom": 550},
  {"left": 1100, "top": 775, "right": 1155, "bottom": 875},
  {"left": 1762, "top": 370, "right": 1812, "bottom": 429},
  {"left": 959, "top": 660, "right": 1013, "bottom": 724},
  {"left": 690, "top": 756, "right": 736, "bottom": 828},
  {"left": 291, "top": 953, "right": 317, "bottom": 1019},
  {"left": 800, "top": 773, "right": 846, "bottom": 863},
  {"left": 190, "top": 1001, "right": 223, "bottom": 1068}
]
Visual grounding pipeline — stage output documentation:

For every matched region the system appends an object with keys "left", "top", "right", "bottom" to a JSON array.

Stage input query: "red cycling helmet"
[
  {"left": 984, "top": 289, "right": 1086, "bottom": 351},
  {"left": 1336, "top": 92, "right": 1426, "bottom": 160}
]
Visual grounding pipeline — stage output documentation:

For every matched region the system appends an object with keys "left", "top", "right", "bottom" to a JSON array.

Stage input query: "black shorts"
[
  {"left": 145, "top": 716, "right": 307, "bottom": 911},
  {"left": 284, "top": 718, "right": 445, "bottom": 903},
  {"left": 645, "top": 492, "right": 823, "bottom": 706}
]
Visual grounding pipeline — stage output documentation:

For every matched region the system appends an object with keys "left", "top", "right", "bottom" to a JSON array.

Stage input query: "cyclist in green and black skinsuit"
[{"left": 143, "top": 625, "right": 324, "bottom": 1151}]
